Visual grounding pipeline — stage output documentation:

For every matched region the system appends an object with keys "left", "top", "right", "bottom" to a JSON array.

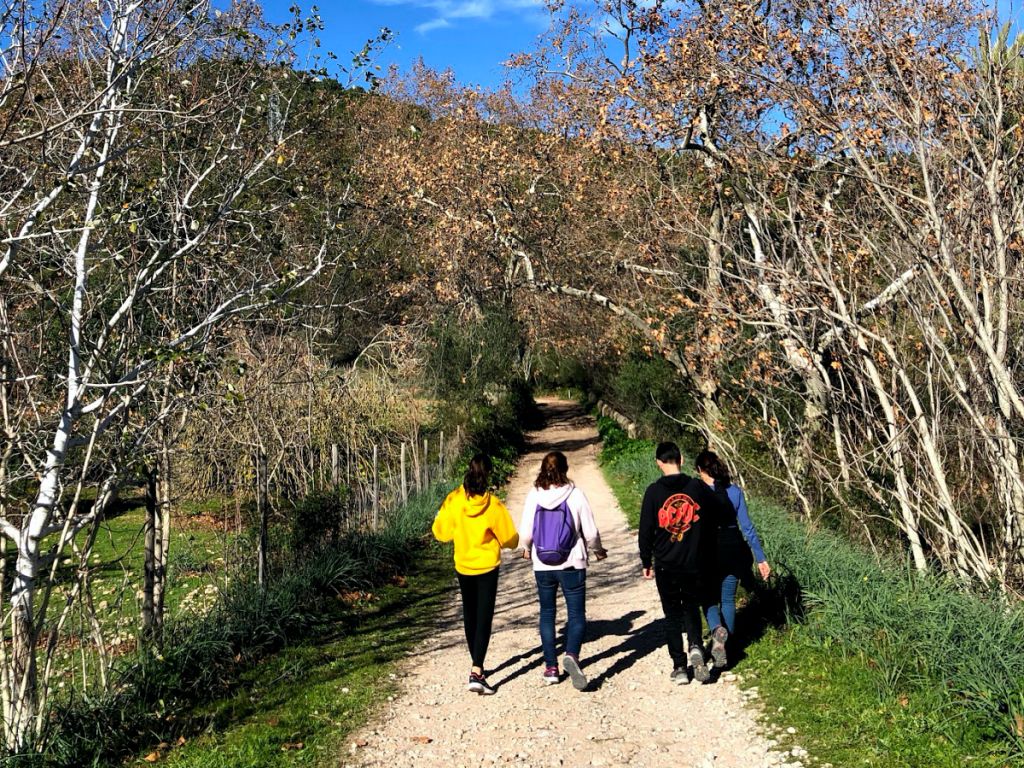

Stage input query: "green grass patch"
[
  {"left": 149, "top": 547, "right": 452, "bottom": 768},
  {"left": 595, "top": 417, "right": 657, "bottom": 528},
  {"left": 740, "top": 629, "right": 1000, "bottom": 768}
]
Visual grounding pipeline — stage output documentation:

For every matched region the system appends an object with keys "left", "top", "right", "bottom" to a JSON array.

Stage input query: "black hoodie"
[{"left": 638, "top": 472, "right": 723, "bottom": 573}]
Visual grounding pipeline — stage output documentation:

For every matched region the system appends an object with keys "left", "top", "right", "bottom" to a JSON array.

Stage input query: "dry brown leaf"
[
  {"left": 411, "top": 736, "right": 432, "bottom": 744},
  {"left": 1014, "top": 713, "right": 1024, "bottom": 737},
  {"left": 353, "top": 738, "right": 369, "bottom": 748},
  {"left": 176, "top": 736, "right": 187, "bottom": 746},
  {"left": 281, "top": 742, "right": 305, "bottom": 751},
  {"left": 143, "top": 752, "right": 160, "bottom": 763}
]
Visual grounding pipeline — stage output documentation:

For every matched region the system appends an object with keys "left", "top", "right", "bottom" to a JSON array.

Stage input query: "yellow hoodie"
[{"left": 432, "top": 485, "right": 520, "bottom": 575}]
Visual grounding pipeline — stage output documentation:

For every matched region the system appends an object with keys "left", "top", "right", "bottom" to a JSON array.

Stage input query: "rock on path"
[{"left": 342, "top": 399, "right": 786, "bottom": 768}]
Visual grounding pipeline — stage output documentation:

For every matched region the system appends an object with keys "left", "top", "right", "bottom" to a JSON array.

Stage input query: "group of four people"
[{"left": 431, "top": 441, "right": 770, "bottom": 695}]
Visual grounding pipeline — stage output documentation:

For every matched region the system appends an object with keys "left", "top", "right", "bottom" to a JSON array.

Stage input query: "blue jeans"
[
  {"left": 535, "top": 568, "right": 587, "bottom": 667},
  {"left": 705, "top": 574, "right": 739, "bottom": 634}
]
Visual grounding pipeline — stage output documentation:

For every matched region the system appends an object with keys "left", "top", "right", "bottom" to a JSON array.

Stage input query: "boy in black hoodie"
[{"left": 638, "top": 441, "right": 722, "bottom": 684}]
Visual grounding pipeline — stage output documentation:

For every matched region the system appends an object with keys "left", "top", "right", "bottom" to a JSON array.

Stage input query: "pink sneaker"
[{"left": 541, "top": 665, "right": 560, "bottom": 684}]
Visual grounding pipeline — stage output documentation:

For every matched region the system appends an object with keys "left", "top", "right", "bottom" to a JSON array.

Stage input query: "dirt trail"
[{"left": 343, "top": 399, "right": 786, "bottom": 768}]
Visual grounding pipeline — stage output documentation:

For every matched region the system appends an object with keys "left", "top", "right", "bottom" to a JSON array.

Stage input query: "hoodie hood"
[
  {"left": 532, "top": 482, "right": 575, "bottom": 508},
  {"left": 458, "top": 485, "right": 492, "bottom": 517},
  {"left": 657, "top": 473, "right": 691, "bottom": 492}
]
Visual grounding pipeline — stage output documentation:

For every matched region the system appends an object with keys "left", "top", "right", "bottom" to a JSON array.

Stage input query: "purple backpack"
[{"left": 532, "top": 497, "right": 578, "bottom": 566}]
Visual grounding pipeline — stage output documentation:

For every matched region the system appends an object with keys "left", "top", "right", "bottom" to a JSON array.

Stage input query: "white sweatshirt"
[{"left": 519, "top": 483, "right": 603, "bottom": 571}]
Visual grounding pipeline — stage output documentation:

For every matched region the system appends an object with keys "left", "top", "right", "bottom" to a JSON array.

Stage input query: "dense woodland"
[{"left": 1, "top": 0, "right": 1024, "bottom": 760}]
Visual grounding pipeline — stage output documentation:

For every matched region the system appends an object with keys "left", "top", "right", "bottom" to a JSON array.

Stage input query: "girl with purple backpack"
[{"left": 518, "top": 451, "right": 606, "bottom": 690}]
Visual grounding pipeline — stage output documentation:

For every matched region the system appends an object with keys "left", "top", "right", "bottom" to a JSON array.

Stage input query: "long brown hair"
[
  {"left": 464, "top": 453, "right": 492, "bottom": 496},
  {"left": 694, "top": 450, "right": 732, "bottom": 486},
  {"left": 534, "top": 451, "right": 569, "bottom": 490}
]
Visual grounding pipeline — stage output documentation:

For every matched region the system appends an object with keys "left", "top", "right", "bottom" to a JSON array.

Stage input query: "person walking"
[
  {"left": 519, "top": 451, "right": 607, "bottom": 691},
  {"left": 638, "top": 441, "right": 725, "bottom": 685},
  {"left": 432, "top": 453, "right": 520, "bottom": 695},
  {"left": 695, "top": 450, "right": 771, "bottom": 669}
]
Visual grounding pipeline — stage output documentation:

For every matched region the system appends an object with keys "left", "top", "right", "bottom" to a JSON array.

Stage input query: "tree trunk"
[
  {"left": 154, "top": 436, "right": 172, "bottom": 631},
  {"left": 400, "top": 442, "right": 408, "bottom": 504},
  {"left": 141, "top": 466, "right": 159, "bottom": 639}
]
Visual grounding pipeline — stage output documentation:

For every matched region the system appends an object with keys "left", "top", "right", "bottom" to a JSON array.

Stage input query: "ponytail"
[{"left": 464, "top": 453, "right": 492, "bottom": 496}]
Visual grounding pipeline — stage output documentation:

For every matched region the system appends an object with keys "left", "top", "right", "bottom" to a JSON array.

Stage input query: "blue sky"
[
  {"left": 261, "top": 0, "right": 551, "bottom": 89},
  {"left": 258, "top": 1, "right": 1022, "bottom": 90}
]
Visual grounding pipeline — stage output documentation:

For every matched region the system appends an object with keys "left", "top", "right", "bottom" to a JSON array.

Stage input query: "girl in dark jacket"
[{"left": 694, "top": 450, "right": 771, "bottom": 669}]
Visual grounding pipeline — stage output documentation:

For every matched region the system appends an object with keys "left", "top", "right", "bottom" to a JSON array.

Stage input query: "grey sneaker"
[
  {"left": 710, "top": 626, "right": 729, "bottom": 669},
  {"left": 671, "top": 665, "right": 691, "bottom": 685},
  {"left": 563, "top": 654, "right": 588, "bottom": 691},
  {"left": 689, "top": 646, "right": 711, "bottom": 684}
]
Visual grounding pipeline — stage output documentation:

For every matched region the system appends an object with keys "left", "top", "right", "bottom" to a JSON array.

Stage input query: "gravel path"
[{"left": 342, "top": 399, "right": 788, "bottom": 768}]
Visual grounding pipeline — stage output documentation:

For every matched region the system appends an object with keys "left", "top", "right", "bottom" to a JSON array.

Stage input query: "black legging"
[{"left": 456, "top": 567, "right": 500, "bottom": 669}]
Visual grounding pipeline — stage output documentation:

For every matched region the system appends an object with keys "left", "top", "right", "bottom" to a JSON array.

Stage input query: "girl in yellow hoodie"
[{"left": 432, "top": 453, "right": 519, "bottom": 695}]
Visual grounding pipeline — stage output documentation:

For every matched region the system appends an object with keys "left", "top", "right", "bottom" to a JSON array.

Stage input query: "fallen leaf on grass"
[
  {"left": 176, "top": 736, "right": 187, "bottom": 746},
  {"left": 897, "top": 694, "right": 909, "bottom": 707},
  {"left": 411, "top": 736, "right": 432, "bottom": 744},
  {"left": 143, "top": 752, "right": 159, "bottom": 763},
  {"left": 1015, "top": 714, "right": 1024, "bottom": 737},
  {"left": 281, "top": 742, "right": 305, "bottom": 751}
]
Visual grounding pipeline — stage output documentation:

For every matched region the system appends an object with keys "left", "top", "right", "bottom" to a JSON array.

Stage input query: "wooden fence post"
[
  {"left": 372, "top": 443, "right": 379, "bottom": 529},
  {"left": 412, "top": 437, "right": 422, "bottom": 494},
  {"left": 423, "top": 438, "right": 429, "bottom": 488},
  {"left": 331, "top": 443, "right": 340, "bottom": 487},
  {"left": 400, "top": 442, "right": 408, "bottom": 504},
  {"left": 256, "top": 449, "right": 269, "bottom": 589}
]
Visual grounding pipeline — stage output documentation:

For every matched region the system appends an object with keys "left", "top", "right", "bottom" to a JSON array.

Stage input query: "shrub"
[{"left": 288, "top": 486, "right": 353, "bottom": 552}]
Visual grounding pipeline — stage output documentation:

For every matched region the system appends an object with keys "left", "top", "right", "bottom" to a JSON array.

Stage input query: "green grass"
[
  {"left": 146, "top": 547, "right": 452, "bottom": 768},
  {"left": 741, "top": 630, "right": 1000, "bottom": 768},
  {"left": 595, "top": 418, "right": 1022, "bottom": 768},
  {"left": 595, "top": 417, "right": 657, "bottom": 528}
]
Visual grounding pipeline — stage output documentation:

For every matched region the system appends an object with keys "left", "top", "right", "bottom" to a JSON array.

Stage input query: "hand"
[
  {"left": 642, "top": 567, "right": 654, "bottom": 580},
  {"left": 521, "top": 548, "right": 531, "bottom": 560},
  {"left": 757, "top": 561, "right": 771, "bottom": 581},
  {"left": 592, "top": 547, "right": 608, "bottom": 561}
]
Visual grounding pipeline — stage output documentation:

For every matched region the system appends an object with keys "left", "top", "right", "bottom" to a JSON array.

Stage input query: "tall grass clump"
[{"left": 751, "top": 498, "right": 1024, "bottom": 754}]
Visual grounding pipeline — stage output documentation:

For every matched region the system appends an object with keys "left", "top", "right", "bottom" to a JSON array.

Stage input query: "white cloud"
[
  {"left": 415, "top": 16, "right": 452, "bottom": 33},
  {"left": 371, "top": 0, "right": 544, "bottom": 26}
]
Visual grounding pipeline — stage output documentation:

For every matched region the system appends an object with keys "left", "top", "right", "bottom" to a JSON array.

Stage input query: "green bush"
[
  {"left": 604, "top": 354, "right": 697, "bottom": 442},
  {"left": 288, "top": 486, "right": 353, "bottom": 552}
]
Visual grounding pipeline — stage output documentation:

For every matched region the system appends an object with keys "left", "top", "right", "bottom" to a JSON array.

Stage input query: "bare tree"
[{"left": 0, "top": 0, "right": 344, "bottom": 750}]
